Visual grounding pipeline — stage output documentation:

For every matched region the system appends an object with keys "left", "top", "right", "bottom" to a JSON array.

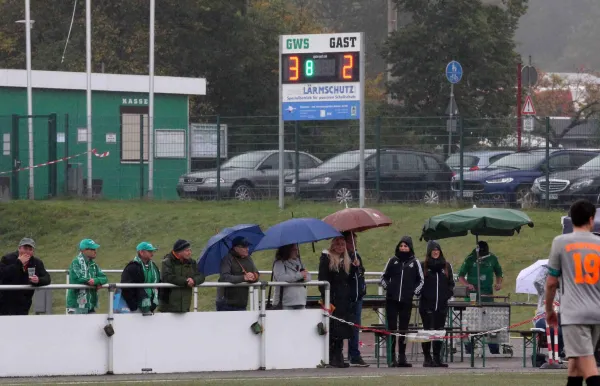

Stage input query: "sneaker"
[{"left": 350, "top": 357, "right": 370, "bottom": 367}]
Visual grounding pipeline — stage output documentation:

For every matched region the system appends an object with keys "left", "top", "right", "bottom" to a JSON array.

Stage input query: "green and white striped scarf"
[{"left": 134, "top": 255, "right": 160, "bottom": 309}]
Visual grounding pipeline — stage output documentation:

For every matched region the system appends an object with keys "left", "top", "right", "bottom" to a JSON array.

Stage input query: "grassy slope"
[{"left": 0, "top": 200, "right": 566, "bottom": 322}]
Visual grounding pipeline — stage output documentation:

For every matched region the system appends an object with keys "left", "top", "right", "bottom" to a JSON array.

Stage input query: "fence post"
[
  {"left": 11, "top": 114, "right": 19, "bottom": 200},
  {"left": 545, "top": 117, "right": 550, "bottom": 209},
  {"left": 48, "top": 113, "right": 58, "bottom": 198},
  {"left": 140, "top": 115, "right": 145, "bottom": 199},
  {"left": 459, "top": 117, "right": 464, "bottom": 200},
  {"left": 216, "top": 115, "right": 221, "bottom": 201},
  {"left": 107, "top": 284, "right": 115, "bottom": 375},
  {"left": 64, "top": 114, "right": 69, "bottom": 196},
  {"left": 294, "top": 121, "right": 300, "bottom": 199},
  {"left": 375, "top": 116, "right": 381, "bottom": 201}
]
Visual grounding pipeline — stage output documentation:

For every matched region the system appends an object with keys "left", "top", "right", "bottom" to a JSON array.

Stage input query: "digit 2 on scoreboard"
[{"left": 281, "top": 52, "right": 359, "bottom": 84}]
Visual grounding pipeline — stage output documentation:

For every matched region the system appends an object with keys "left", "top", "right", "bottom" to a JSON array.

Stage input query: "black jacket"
[
  {"left": 318, "top": 251, "right": 353, "bottom": 339},
  {"left": 381, "top": 236, "right": 424, "bottom": 303},
  {"left": 120, "top": 259, "right": 161, "bottom": 312},
  {"left": 348, "top": 251, "right": 367, "bottom": 302},
  {"left": 419, "top": 241, "right": 455, "bottom": 312},
  {"left": 0, "top": 252, "right": 51, "bottom": 315}
]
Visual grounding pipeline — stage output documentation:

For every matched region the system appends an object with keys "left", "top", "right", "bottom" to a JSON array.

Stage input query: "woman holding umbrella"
[
  {"left": 318, "top": 236, "right": 354, "bottom": 368},
  {"left": 419, "top": 240, "right": 454, "bottom": 367}
]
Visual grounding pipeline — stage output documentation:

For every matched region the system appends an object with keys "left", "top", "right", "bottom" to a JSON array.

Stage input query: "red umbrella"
[{"left": 322, "top": 207, "right": 392, "bottom": 233}]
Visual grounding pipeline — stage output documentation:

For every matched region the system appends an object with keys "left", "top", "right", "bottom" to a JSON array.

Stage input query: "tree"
[
  {"left": 532, "top": 70, "right": 600, "bottom": 146},
  {"left": 0, "top": 0, "right": 324, "bottom": 117},
  {"left": 383, "top": 0, "right": 527, "bottom": 119}
]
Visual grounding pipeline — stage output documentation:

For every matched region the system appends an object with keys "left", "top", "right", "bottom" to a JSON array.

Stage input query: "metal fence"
[{"left": 3, "top": 113, "right": 600, "bottom": 208}]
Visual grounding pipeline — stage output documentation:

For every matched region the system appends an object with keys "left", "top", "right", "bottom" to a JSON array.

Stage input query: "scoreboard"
[{"left": 279, "top": 33, "right": 364, "bottom": 121}]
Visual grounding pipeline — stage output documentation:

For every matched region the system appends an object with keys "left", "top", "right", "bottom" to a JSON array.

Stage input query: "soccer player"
[{"left": 546, "top": 199, "right": 600, "bottom": 386}]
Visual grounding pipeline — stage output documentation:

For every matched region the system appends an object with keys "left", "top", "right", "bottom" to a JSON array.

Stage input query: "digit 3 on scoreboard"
[{"left": 281, "top": 52, "right": 359, "bottom": 84}]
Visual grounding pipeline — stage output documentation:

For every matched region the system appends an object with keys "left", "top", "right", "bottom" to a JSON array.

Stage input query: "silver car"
[
  {"left": 177, "top": 150, "right": 322, "bottom": 200},
  {"left": 446, "top": 150, "right": 513, "bottom": 174}
]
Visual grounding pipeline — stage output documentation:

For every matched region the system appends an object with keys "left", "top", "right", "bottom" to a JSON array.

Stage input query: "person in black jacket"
[
  {"left": 381, "top": 236, "right": 424, "bottom": 367},
  {"left": 419, "top": 240, "right": 455, "bottom": 367},
  {"left": 120, "top": 241, "right": 161, "bottom": 314},
  {"left": 319, "top": 236, "right": 354, "bottom": 368},
  {"left": 0, "top": 238, "right": 51, "bottom": 315},
  {"left": 343, "top": 231, "right": 369, "bottom": 367}
]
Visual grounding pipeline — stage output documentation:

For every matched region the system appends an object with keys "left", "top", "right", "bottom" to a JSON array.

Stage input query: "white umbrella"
[{"left": 516, "top": 259, "right": 548, "bottom": 295}]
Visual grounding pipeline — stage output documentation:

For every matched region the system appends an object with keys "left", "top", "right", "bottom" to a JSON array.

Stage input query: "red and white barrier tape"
[
  {"left": 0, "top": 149, "right": 110, "bottom": 176},
  {"left": 323, "top": 307, "right": 548, "bottom": 341}
]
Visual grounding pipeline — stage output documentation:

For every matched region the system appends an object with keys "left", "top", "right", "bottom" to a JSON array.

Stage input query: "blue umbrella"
[
  {"left": 198, "top": 224, "right": 265, "bottom": 276},
  {"left": 254, "top": 218, "right": 342, "bottom": 251}
]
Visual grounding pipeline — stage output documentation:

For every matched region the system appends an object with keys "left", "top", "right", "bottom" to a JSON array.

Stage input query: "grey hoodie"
[{"left": 273, "top": 258, "right": 311, "bottom": 307}]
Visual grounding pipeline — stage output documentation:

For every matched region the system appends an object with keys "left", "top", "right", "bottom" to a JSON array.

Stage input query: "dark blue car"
[{"left": 452, "top": 149, "right": 600, "bottom": 206}]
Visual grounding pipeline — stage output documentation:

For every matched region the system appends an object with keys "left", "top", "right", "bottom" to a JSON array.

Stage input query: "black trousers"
[
  {"left": 386, "top": 300, "right": 412, "bottom": 356},
  {"left": 419, "top": 309, "right": 447, "bottom": 358}
]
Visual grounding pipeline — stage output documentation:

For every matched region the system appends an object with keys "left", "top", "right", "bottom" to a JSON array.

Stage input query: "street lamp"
[{"left": 16, "top": 8, "right": 35, "bottom": 199}]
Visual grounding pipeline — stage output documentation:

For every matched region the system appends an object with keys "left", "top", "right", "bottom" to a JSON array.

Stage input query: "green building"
[{"left": 0, "top": 69, "right": 206, "bottom": 200}]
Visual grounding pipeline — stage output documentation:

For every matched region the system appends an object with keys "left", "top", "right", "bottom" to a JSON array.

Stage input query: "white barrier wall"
[
  {"left": 0, "top": 314, "right": 109, "bottom": 377},
  {"left": 0, "top": 310, "right": 326, "bottom": 377}
]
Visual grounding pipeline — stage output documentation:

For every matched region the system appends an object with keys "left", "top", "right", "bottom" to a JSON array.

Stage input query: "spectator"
[
  {"left": 343, "top": 231, "right": 368, "bottom": 367},
  {"left": 318, "top": 236, "right": 354, "bottom": 368},
  {"left": 458, "top": 240, "right": 503, "bottom": 354},
  {"left": 66, "top": 239, "right": 107, "bottom": 314},
  {"left": 533, "top": 265, "right": 564, "bottom": 360},
  {"left": 419, "top": 240, "right": 454, "bottom": 368},
  {"left": 272, "top": 244, "right": 310, "bottom": 310},
  {"left": 381, "top": 236, "right": 424, "bottom": 368},
  {"left": 159, "top": 239, "right": 205, "bottom": 313},
  {"left": 120, "top": 242, "right": 161, "bottom": 315},
  {"left": 0, "top": 238, "right": 51, "bottom": 315},
  {"left": 217, "top": 237, "right": 259, "bottom": 311}
]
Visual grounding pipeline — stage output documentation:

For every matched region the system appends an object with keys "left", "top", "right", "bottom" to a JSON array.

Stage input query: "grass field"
[
  {"left": 4, "top": 372, "right": 570, "bottom": 386},
  {"left": 0, "top": 199, "right": 567, "bottom": 322}
]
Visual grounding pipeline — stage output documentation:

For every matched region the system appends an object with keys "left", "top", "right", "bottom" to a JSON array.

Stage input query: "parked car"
[
  {"left": 453, "top": 148, "right": 600, "bottom": 206},
  {"left": 446, "top": 151, "right": 514, "bottom": 174},
  {"left": 285, "top": 149, "right": 453, "bottom": 204},
  {"left": 532, "top": 154, "right": 600, "bottom": 206},
  {"left": 177, "top": 150, "right": 322, "bottom": 200}
]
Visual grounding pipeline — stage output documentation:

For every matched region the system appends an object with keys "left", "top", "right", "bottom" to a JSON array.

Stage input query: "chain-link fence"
[{"left": 3, "top": 113, "right": 600, "bottom": 209}]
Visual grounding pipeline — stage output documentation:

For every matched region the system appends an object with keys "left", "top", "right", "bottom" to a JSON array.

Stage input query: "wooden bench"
[{"left": 509, "top": 328, "right": 545, "bottom": 368}]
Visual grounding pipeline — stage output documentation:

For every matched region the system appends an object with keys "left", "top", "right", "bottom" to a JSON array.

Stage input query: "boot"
[
  {"left": 329, "top": 340, "right": 340, "bottom": 368},
  {"left": 396, "top": 342, "right": 413, "bottom": 367},
  {"left": 336, "top": 340, "right": 350, "bottom": 368},
  {"left": 422, "top": 342, "right": 434, "bottom": 367},
  {"left": 432, "top": 341, "right": 448, "bottom": 368}
]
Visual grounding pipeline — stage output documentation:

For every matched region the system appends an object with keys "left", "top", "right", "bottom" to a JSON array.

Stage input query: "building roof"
[{"left": 0, "top": 69, "right": 206, "bottom": 96}]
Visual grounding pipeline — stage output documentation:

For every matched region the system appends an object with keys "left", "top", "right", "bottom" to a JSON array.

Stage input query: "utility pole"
[{"left": 387, "top": 0, "right": 397, "bottom": 104}]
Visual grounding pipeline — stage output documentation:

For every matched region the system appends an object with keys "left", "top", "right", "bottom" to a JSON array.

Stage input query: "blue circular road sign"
[{"left": 446, "top": 61, "right": 463, "bottom": 84}]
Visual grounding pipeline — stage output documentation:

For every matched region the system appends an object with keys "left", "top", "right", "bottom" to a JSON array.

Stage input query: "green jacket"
[
  {"left": 458, "top": 249, "right": 503, "bottom": 295},
  {"left": 158, "top": 252, "right": 205, "bottom": 313},
  {"left": 66, "top": 253, "right": 108, "bottom": 313}
]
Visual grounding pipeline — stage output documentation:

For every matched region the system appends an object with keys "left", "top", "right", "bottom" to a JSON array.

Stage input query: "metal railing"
[{"left": 0, "top": 281, "right": 331, "bottom": 373}]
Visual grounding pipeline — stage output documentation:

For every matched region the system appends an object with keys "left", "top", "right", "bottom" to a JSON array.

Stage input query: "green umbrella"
[
  {"left": 420, "top": 207, "right": 534, "bottom": 241},
  {"left": 420, "top": 207, "right": 534, "bottom": 304}
]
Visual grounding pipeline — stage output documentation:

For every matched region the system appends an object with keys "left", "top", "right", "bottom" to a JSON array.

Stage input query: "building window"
[
  {"left": 155, "top": 129, "right": 186, "bottom": 159},
  {"left": 120, "top": 107, "right": 149, "bottom": 162}
]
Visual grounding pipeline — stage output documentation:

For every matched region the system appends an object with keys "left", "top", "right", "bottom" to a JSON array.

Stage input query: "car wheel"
[
  {"left": 334, "top": 184, "right": 353, "bottom": 204},
  {"left": 232, "top": 182, "right": 254, "bottom": 201},
  {"left": 516, "top": 185, "right": 536, "bottom": 209},
  {"left": 423, "top": 188, "right": 441, "bottom": 205}
]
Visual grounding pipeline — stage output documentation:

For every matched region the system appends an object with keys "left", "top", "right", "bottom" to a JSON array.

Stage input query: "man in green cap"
[
  {"left": 66, "top": 239, "right": 108, "bottom": 314},
  {"left": 120, "top": 242, "right": 161, "bottom": 315}
]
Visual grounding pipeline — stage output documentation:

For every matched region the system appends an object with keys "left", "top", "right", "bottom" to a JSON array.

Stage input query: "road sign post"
[
  {"left": 278, "top": 32, "right": 365, "bottom": 208},
  {"left": 445, "top": 61, "right": 463, "bottom": 156}
]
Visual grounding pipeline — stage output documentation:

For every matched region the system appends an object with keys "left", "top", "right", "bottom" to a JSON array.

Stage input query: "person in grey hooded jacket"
[{"left": 272, "top": 244, "right": 310, "bottom": 309}]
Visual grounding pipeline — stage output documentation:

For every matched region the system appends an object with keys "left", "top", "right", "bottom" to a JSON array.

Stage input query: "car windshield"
[
  {"left": 579, "top": 155, "right": 600, "bottom": 170},
  {"left": 446, "top": 154, "right": 478, "bottom": 168},
  {"left": 487, "top": 152, "right": 545, "bottom": 170},
  {"left": 221, "top": 152, "right": 268, "bottom": 169},
  {"left": 319, "top": 152, "right": 374, "bottom": 169}
]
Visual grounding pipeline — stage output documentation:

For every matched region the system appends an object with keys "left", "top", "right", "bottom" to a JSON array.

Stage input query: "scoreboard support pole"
[
  {"left": 358, "top": 32, "right": 366, "bottom": 208},
  {"left": 278, "top": 35, "right": 285, "bottom": 209}
]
